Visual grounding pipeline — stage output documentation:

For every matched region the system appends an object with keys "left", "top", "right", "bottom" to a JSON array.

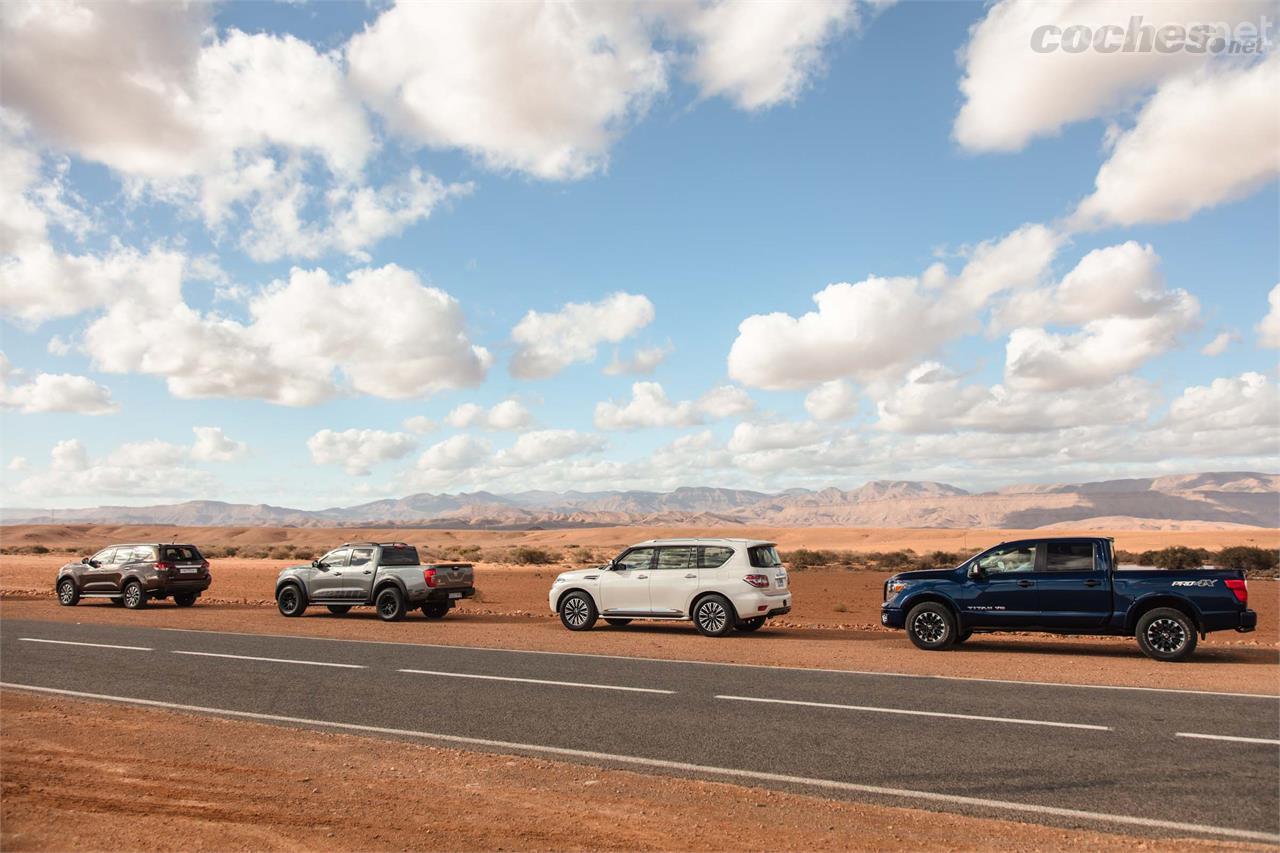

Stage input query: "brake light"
[
  {"left": 1225, "top": 578, "right": 1248, "bottom": 606},
  {"left": 155, "top": 561, "right": 172, "bottom": 572},
  {"left": 423, "top": 568, "right": 437, "bottom": 588},
  {"left": 200, "top": 559, "right": 210, "bottom": 570},
  {"left": 743, "top": 574, "right": 769, "bottom": 588}
]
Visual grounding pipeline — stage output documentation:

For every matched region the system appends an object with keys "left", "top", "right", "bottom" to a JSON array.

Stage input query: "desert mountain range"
[{"left": 3, "top": 472, "right": 1276, "bottom": 530}]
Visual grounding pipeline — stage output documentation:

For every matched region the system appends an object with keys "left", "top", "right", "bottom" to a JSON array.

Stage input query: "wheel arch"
[
  {"left": 373, "top": 576, "right": 408, "bottom": 600},
  {"left": 555, "top": 586, "right": 594, "bottom": 612},
  {"left": 275, "top": 577, "right": 308, "bottom": 603},
  {"left": 1126, "top": 595, "right": 1202, "bottom": 636},
  {"left": 901, "top": 592, "right": 961, "bottom": 625},
  {"left": 689, "top": 590, "right": 738, "bottom": 622}
]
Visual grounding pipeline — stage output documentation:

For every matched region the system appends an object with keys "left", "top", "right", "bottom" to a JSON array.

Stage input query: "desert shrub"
[
  {"left": 293, "top": 547, "right": 315, "bottom": 561},
  {"left": 30, "top": 544, "right": 48, "bottom": 554},
  {"left": 877, "top": 550, "right": 916, "bottom": 569},
  {"left": 782, "top": 549, "right": 838, "bottom": 569},
  {"left": 1149, "top": 546, "right": 1210, "bottom": 570},
  {"left": 223, "top": 545, "right": 240, "bottom": 557},
  {"left": 511, "top": 546, "right": 560, "bottom": 565},
  {"left": 1214, "top": 546, "right": 1279, "bottom": 577},
  {"left": 833, "top": 602, "right": 848, "bottom": 613},
  {"left": 916, "top": 550, "right": 963, "bottom": 570}
]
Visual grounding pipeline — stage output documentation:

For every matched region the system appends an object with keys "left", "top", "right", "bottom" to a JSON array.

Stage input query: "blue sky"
[{"left": 1, "top": 0, "right": 1277, "bottom": 509}]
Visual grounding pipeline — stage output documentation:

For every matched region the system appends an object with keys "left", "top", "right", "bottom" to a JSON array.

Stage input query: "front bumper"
[
  {"left": 880, "top": 605, "right": 905, "bottom": 629},
  {"left": 1237, "top": 609, "right": 1257, "bottom": 633}
]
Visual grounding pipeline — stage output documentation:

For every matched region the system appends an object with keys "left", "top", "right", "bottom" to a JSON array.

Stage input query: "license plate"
[
  {"left": 179, "top": 568, "right": 198, "bottom": 574},
  {"left": 776, "top": 578, "right": 786, "bottom": 587},
  {"left": 448, "top": 592, "right": 462, "bottom": 599}
]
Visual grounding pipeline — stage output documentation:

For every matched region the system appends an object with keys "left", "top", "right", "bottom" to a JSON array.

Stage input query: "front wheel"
[
  {"left": 174, "top": 593, "right": 198, "bottom": 608},
  {"left": 559, "top": 592, "right": 597, "bottom": 631},
  {"left": 735, "top": 617, "right": 766, "bottom": 632},
  {"left": 422, "top": 603, "right": 450, "bottom": 619},
  {"left": 692, "top": 594, "right": 735, "bottom": 638},
  {"left": 1136, "top": 607, "right": 1198, "bottom": 662},
  {"left": 375, "top": 586, "right": 406, "bottom": 622},
  {"left": 905, "top": 601, "right": 956, "bottom": 650},
  {"left": 326, "top": 605, "right": 352, "bottom": 615},
  {"left": 276, "top": 584, "right": 307, "bottom": 617},
  {"left": 57, "top": 578, "right": 79, "bottom": 607},
  {"left": 122, "top": 581, "right": 147, "bottom": 610}
]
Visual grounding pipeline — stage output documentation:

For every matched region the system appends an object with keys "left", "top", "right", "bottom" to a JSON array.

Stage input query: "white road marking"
[
  {"left": 1, "top": 681, "right": 1275, "bottom": 844},
  {"left": 172, "top": 651, "right": 364, "bottom": 669},
  {"left": 19, "top": 638, "right": 151, "bottom": 652},
  {"left": 717, "top": 695, "right": 1111, "bottom": 731},
  {"left": 398, "top": 668, "right": 672, "bottom": 694},
  {"left": 1176, "top": 732, "right": 1280, "bottom": 746},
  {"left": 147, "top": 626, "right": 1278, "bottom": 701}
]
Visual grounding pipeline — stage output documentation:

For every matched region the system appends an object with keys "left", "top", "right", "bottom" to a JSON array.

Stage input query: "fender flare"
[
  {"left": 372, "top": 575, "right": 409, "bottom": 602},
  {"left": 899, "top": 591, "right": 963, "bottom": 626},
  {"left": 1125, "top": 593, "right": 1204, "bottom": 635},
  {"left": 554, "top": 587, "right": 594, "bottom": 612}
]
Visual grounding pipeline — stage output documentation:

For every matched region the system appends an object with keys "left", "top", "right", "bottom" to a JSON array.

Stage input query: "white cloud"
[
  {"left": 953, "top": 0, "right": 1270, "bottom": 152},
  {"left": 7, "top": 456, "right": 28, "bottom": 473},
  {"left": 727, "top": 420, "right": 828, "bottom": 454},
  {"left": 804, "top": 379, "right": 859, "bottom": 421},
  {"left": 1072, "top": 53, "right": 1280, "bottom": 228},
  {"left": 417, "top": 434, "right": 491, "bottom": 472},
  {"left": 190, "top": 426, "right": 248, "bottom": 462},
  {"left": 510, "top": 292, "right": 654, "bottom": 379},
  {"left": 1200, "top": 331, "right": 1238, "bottom": 356},
  {"left": 445, "top": 399, "right": 533, "bottom": 431},
  {"left": 494, "top": 429, "right": 606, "bottom": 467},
  {"left": 697, "top": 385, "right": 755, "bottom": 418},
  {"left": 604, "top": 343, "right": 671, "bottom": 376},
  {"left": 728, "top": 224, "right": 1061, "bottom": 388},
  {"left": 1258, "top": 284, "right": 1280, "bottom": 348},
  {"left": 0, "top": 354, "right": 118, "bottom": 415},
  {"left": 46, "top": 335, "right": 70, "bottom": 356},
  {"left": 403, "top": 416, "right": 438, "bottom": 435},
  {"left": 677, "top": 0, "right": 856, "bottom": 110},
  {"left": 348, "top": 1, "right": 666, "bottom": 181},
  {"left": 1164, "top": 372, "right": 1277, "bottom": 432},
  {"left": 308, "top": 428, "right": 417, "bottom": 476},
  {"left": 594, "top": 381, "right": 754, "bottom": 430}
]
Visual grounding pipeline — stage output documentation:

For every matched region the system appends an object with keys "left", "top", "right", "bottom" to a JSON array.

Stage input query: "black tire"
[
  {"left": 276, "top": 583, "right": 307, "bottom": 617},
  {"left": 692, "top": 594, "right": 735, "bottom": 638},
  {"left": 56, "top": 578, "right": 79, "bottom": 607},
  {"left": 905, "top": 601, "right": 956, "bottom": 650},
  {"left": 110, "top": 597, "right": 126, "bottom": 607},
  {"left": 326, "top": 605, "right": 352, "bottom": 615},
  {"left": 954, "top": 630, "right": 973, "bottom": 644},
  {"left": 173, "top": 593, "right": 198, "bottom": 607},
  {"left": 734, "top": 616, "right": 766, "bottom": 632},
  {"left": 1136, "top": 607, "right": 1198, "bottom": 662},
  {"left": 559, "top": 591, "right": 597, "bottom": 631},
  {"left": 604, "top": 617, "right": 632, "bottom": 627},
  {"left": 375, "top": 586, "right": 406, "bottom": 622},
  {"left": 421, "top": 603, "right": 450, "bottom": 619},
  {"left": 122, "top": 581, "right": 147, "bottom": 610}
]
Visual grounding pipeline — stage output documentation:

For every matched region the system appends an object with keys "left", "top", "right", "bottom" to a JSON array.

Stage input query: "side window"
[
  {"left": 749, "top": 545, "right": 782, "bottom": 568},
  {"left": 91, "top": 548, "right": 115, "bottom": 565},
  {"left": 112, "top": 548, "right": 136, "bottom": 564},
  {"left": 349, "top": 548, "right": 374, "bottom": 567},
  {"left": 700, "top": 546, "right": 734, "bottom": 568},
  {"left": 321, "top": 548, "right": 351, "bottom": 568},
  {"left": 134, "top": 546, "right": 158, "bottom": 562},
  {"left": 614, "top": 548, "right": 655, "bottom": 571},
  {"left": 976, "top": 544, "right": 1036, "bottom": 574},
  {"left": 1046, "top": 542, "right": 1095, "bottom": 572},
  {"left": 655, "top": 547, "right": 697, "bottom": 570}
]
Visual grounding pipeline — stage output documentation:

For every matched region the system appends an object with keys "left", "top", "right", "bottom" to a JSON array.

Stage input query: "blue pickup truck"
[{"left": 880, "top": 536, "right": 1256, "bottom": 661}]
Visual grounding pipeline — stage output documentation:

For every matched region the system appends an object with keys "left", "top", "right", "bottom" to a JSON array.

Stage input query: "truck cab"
[{"left": 881, "top": 536, "right": 1256, "bottom": 661}]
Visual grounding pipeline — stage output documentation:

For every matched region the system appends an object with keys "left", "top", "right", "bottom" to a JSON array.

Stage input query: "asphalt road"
[{"left": 2, "top": 617, "right": 1277, "bottom": 843}]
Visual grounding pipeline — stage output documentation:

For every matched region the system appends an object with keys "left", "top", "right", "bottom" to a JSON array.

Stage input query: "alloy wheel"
[
  {"left": 563, "top": 597, "right": 590, "bottom": 627},
  {"left": 58, "top": 581, "right": 75, "bottom": 604},
  {"left": 1146, "top": 617, "right": 1187, "bottom": 654},
  {"left": 124, "top": 585, "right": 141, "bottom": 608},
  {"left": 697, "top": 600, "right": 727, "bottom": 634},
  {"left": 912, "top": 611, "right": 947, "bottom": 644}
]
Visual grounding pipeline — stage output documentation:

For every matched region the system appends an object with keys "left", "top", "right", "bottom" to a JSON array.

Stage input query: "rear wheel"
[
  {"left": 276, "top": 583, "right": 307, "bottom": 617},
  {"left": 559, "top": 592, "right": 597, "bottom": 631},
  {"left": 604, "top": 617, "right": 632, "bottom": 627},
  {"left": 692, "top": 594, "right": 735, "bottom": 638},
  {"left": 422, "top": 603, "right": 450, "bottom": 619},
  {"left": 57, "top": 578, "right": 79, "bottom": 607},
  {"left": 174, "top": 593, "right": 198, "bottom": 608},
  {"left": 905, "top": 601, "right": 955, "bottom": 650},
  {"left": 1136, "top": 607, "right": 1197, "bottom": 662},
  {"left": 122, "top": 581, "right": 147, "bottom": 610},
  {"left": 326, "top": 605, "right": 352, "bottom": 615},
  {"left": 735, "top": 617, "right": 766, "bottom": 632},
  {"left": 375, "top": 586, "right": 406, "bottom": 622}
]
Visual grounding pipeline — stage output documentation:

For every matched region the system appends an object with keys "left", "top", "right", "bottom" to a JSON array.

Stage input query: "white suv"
[{"left": 548, "top": 538, "right": 791, "bottom": 637}]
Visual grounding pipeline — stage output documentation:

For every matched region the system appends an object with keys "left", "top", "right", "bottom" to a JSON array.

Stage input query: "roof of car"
[
  {"left": 338, "top": 542, "right": 415, "bottom": 548},
  {"left": 632, "top": 538, "right": 774, "bottom": 548}
]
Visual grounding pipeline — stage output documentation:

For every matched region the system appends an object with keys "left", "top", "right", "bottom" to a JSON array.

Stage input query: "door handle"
[
  {"left": 684, "top": 573, "right": 697, "bottom": 578},
  {"left": 636, "top": 574, "right": 648, "bottom": 579},
  {"left": 1016, "top": 579, "right": 1034, "bottom": 587},
  {"left": 1083, "top": 579, "right": 1101, "bottom": 587},
  {"left": 363, "top": 570, "right": 372, "bottom": 575},
  {"left": 333, "top": 572, "right": 342, "bottom": 576}
]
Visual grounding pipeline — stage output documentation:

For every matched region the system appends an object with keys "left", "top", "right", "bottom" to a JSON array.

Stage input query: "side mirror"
[
  {"left": 967, "top": 563, "right": 984, "bottom": 580},
  {"left": 311, "top": 559, "right": 322, "bottom": 569},
  {"left": 80, "top": 556, "right": 90, "bottom": 564}
]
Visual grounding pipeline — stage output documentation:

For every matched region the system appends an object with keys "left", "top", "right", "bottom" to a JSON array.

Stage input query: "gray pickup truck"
[{"left": 274, "top": 542, "right": 474, "bottom": 622}]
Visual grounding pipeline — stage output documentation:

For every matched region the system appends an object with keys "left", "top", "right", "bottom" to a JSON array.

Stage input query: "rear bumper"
[
  {"left": 414, "top": 587, "right": 475, "bottom": 604},
  {"left": 143, "top": 576, "right": 211, "bottom": 596},
  {"left": 1236, "top": 609, "right": 1257, "bottom": 633},
  {"left": 728, "top": 588, "right": 791, "bottom": 620}
]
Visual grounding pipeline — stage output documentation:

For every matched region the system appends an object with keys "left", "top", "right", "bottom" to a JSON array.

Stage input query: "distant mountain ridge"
[{"left": 4, "top": 472, "right": 1277, "bottom": 529}]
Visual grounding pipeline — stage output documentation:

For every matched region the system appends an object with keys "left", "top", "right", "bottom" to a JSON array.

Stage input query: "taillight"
[
  {"left": 743, "top": 574, "right": 769, "bottom": 588},
  {"left": 1225, "top": 578, "right": 1248, "bottom": 606},
  {"left": 155, "top": 561, "right": 172, "bottom": 572},
  {"left": 423, "top": 568, "right": 437, "bottom": 588},
  {"left": 200, "top": 559, "right": 210, "bottom": 570}
]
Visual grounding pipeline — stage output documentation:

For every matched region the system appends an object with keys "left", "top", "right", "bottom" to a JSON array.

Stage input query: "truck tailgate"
[{"left": 424, "top": 563, "right": 473, "bottom": 589}]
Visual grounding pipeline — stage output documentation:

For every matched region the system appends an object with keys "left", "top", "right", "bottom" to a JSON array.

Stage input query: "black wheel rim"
[
  {"left": 1147, "top": 618, "right": 1187, "bottom": 654},
  {"left": 563, "top": 597, "right": 589, "bottom": 627},
  {"left": 912, "top": 611, "right": 946, "bottom": 644},
  {"left": 378, "top": 593, "right": 397, "bottom": 618},
  {"left": 697, "top": 600, "right": 727, "bottom": 633},
  {"left": 58, "top": 582, "right": 74, "bottom": 603},
  {"left": 280, "top": 588, "right": 297, "bottom": 613}
]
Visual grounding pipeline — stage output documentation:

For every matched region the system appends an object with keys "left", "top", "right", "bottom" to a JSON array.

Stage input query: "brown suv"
[{"left": 56, "top": 544, "right": 212, "bottom": 609}]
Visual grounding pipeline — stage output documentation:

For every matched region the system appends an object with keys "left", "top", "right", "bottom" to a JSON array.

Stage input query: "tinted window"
[
  {"left": 350, "top": 547, "right": 374, "bottom": 567},
  {"left": 162, "top": 546, "right": 200, "bottom": 563},
  {"left": 977, "top": 544, "right": 1036, "bottom": 574},
  {"left": 112, "top": 548, "right": 135, "bottom": 564},
  {"left": 614, "top": 548, "right": 655, "bottom": 571},
  {"left": 91, "top": 548, "right": 115, "bottom": 565},
  {"left": 749, "top": 545, "right": 782, "bottom": 568},
  {"left": 379, "top": 546, "right": 419, "bottom": 566},
  {"left": 700, "top": 546, "right": 734, "bottom": 568},
  {"left": 1046, "top": 542, "right": 1095, "bottom": 572},
  {"left": 656, "top": 547, "right": 697, "bottom": 570},
  {"left": 320, "top": 548, "right": 350, "bottom": 568},
  {"left": 132, "top": 546, "right": 158, "bottom": 562}
]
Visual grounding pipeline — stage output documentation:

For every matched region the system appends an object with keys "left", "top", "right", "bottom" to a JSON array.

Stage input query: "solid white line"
[
  {"left": 1176, "top": 732, "right": 1280, "bottom": 746},
  {"left": 147, "top": 626, "right": 1278, "bottom": 700},
  {"left": 717, "top": 695, "right": 1111, "bottom": 731},
  {"left": 19, "top": 638, "right": 152, "bottom": 652},
  {"left": 398, "top": 668, "right": 672, "bottom": 694},
  {"left": 1, "top": 682, "right": 1274, "bottom": 844},
  {"left": 172, "top": 651, "right": 364, "bottom": 669}
]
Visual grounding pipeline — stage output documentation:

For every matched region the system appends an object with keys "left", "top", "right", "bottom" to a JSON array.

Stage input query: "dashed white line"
[
  {"left": 716, "top": 695, "right": 1112, "bottom": 731},
  {"left": 398, "top": 668, "right": 673, "bottom": 694},
  {"left": 1176, "top": 732, "right": 1280, "bottom": 746},
  {"left": 19, "top": 637, "right": 152, "bottom": 652},
  {"left": 172, "top": 651, "right": 364, "bottom": 669},
  {"left": 1, "top": 682, "right": 1274, "bottom": 844}
]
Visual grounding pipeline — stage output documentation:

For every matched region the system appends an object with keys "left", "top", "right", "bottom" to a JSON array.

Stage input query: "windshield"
[
  {"left": 379, "top": 546, "right": 420, "bottom": 566},
  {"left": 748, "top": 545, "right": 782, "bottom": 568}
]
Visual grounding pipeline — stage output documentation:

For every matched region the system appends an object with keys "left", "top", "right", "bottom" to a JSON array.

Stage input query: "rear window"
[
  {"left": 748, "top": 545, "right": 782, "bottom": 568},
  {"left": 379, "top": 546, "right": 420, "bottom": 566},
  {"left": 700, "top": 546, "right": 734, "bottom": 568},
  {"left": 161, "top": 545, "right": 201, "bottom": 563},
  {"left": 1046, "top": 542, "right": 1095, "bottom": 572}
]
